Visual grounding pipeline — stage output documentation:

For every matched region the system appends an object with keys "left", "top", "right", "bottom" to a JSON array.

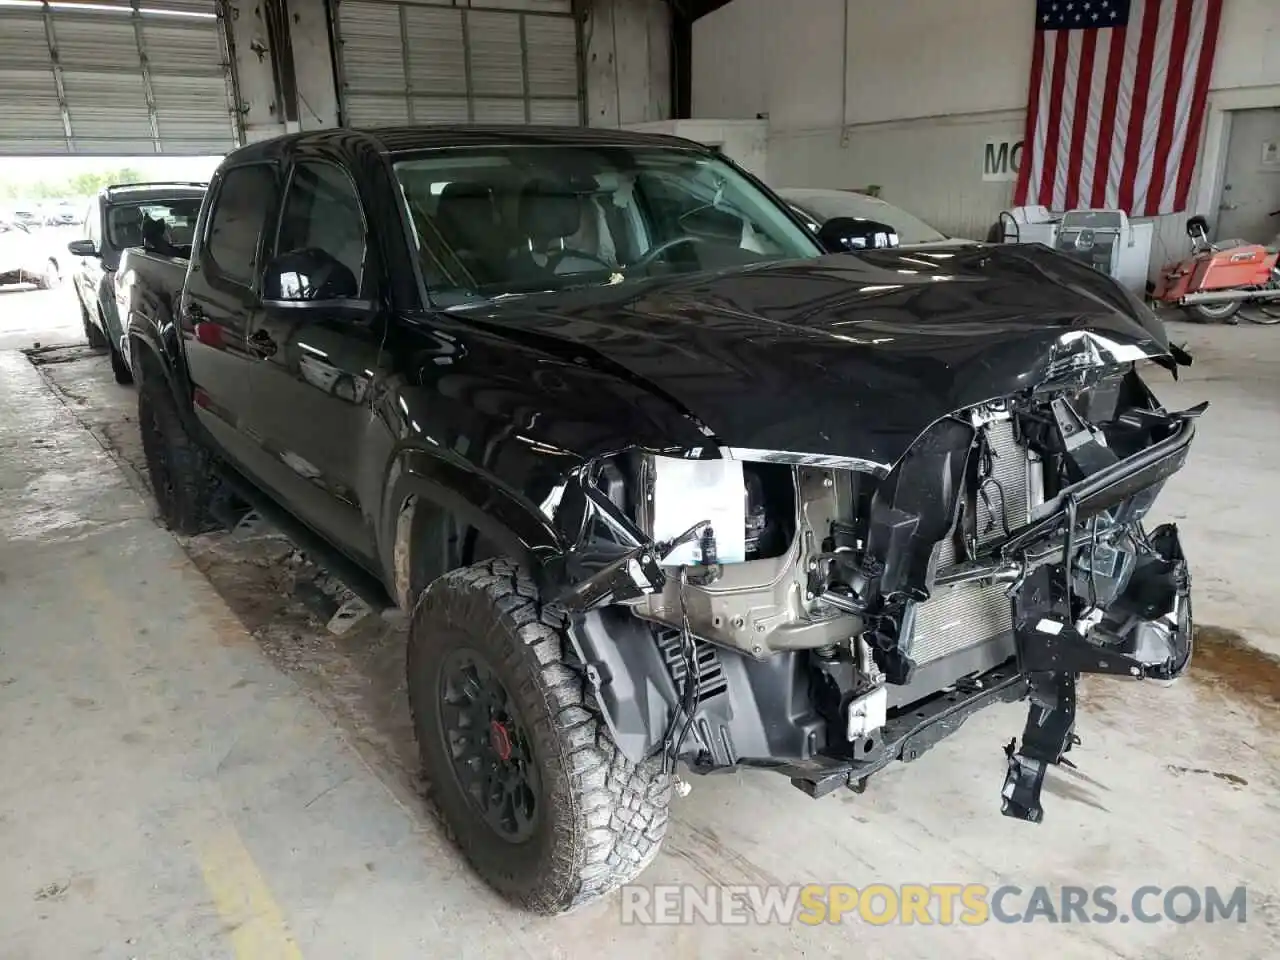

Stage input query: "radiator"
[{"left": 906, "top": 419, "right": 1031, "bottom": 666}]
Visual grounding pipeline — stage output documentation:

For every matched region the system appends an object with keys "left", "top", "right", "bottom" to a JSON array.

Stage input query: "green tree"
[
  {"left": 1, "top": 166, "right": 148, "bottom": 203},
  {"left": 65, "top": 167, "right": 143, "bottom": 196}
]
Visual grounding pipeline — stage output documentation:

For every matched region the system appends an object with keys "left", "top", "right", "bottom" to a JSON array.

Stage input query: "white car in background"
[
  {"left": 8, "top": 207, "right": 41, "bottom": 230},
  {"left": 0, "top": 220, "right": 62, "bottom": 290},
  {"left": 777, "top": 187, "right": 974, "bottom": 250}
]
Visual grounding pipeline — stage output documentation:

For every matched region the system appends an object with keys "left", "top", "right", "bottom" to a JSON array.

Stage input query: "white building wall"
[
  {"left": 226, "top": 0, "right": 339, "bottom": 142},
  {"left": 624, "top": 118, "right": 768, "bottom": 177},
  {"left": 225, "top": 0, "right": 283, "bottom": 142},
  {"left": 693, "top": 0, "right": 1280, "bottom": 260},
  {"left": 287, "top": 0, "right": 340, "bottom": 130},
  {"left": 584, "top": 0, "right": 671, "bottom": 127}
]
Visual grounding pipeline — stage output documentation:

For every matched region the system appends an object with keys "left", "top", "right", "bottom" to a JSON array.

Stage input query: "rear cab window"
[{"left": 106, "top": 199, "right": 202, "bottom": 252}]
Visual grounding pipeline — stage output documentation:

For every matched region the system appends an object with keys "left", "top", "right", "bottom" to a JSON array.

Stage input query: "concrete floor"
[
  {"left": 2, "top": 283, "right": 1280, "bottom": 959},
  {"left": 0, "top": 227, "right": 83, "bottom": 352}
]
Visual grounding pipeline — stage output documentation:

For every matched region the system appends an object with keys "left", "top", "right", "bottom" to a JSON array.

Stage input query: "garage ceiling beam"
[
  {"left": 130, "top": 0, "right": 163, "bottom": 154},
  {"left": 40, "top": 2, "right": 75, "bottom": 152}
]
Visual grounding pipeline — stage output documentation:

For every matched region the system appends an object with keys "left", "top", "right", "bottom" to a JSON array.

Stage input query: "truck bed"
[{"left": 117, "top": 246, "right": 189, "bottom": 338}]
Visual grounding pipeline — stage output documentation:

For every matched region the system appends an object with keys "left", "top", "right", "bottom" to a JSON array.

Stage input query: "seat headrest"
[
  {"left": 142, "top": 216, "right": 165, "bottom": 244},
  {"left": 434, "top": 181, "right": 498, "bottom": 249},
  {"left": 438, "top": 181, "right": 493, "bottom": 208},
  {"left": 518, "top": 178, "right": 583, "bottom": 245}
]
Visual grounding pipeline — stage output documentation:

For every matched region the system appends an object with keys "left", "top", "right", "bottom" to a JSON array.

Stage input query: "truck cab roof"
[
  {"left": 218, "top": 125, "right": 714, "bottom": 167},
  {"left": 100, "top": 182, "right": 207, "bottom": 204}
]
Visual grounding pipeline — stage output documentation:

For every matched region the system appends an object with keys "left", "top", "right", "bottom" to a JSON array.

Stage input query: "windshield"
[
  {"left": 394, "top": 145, "right": 822, "bottom": 304},
  {"left": 778, "top": 188, "right": 946, "bottom": 245}
]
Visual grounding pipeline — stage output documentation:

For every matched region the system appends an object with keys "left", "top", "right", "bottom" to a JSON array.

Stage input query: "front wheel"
[
  {"left": 407, "top": 559, "right": 672, "bottom": 915},
  {"left": 109, "top": 341, "right": 134, "bottom": 385},
  {"left": 80, "top": 300, "right": 107, "bottom": 348},
  {"left": 1188, "top": 301, "right": 1240, "bottom": 323}
]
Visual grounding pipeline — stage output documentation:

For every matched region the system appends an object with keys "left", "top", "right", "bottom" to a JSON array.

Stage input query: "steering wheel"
[{"left": 628, "top": 235, "right": 706, "bottom": 273}]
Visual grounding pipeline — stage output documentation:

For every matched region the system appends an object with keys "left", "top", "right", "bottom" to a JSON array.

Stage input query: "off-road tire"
[
  {"left": 80, "top": 300, "right": 107, "bottom": 348},
  {"left": 407, "top": 559, "right": 672, "bottom": 915},
  {"left": 138, "top": 376, "right": 215, "bottom": 534},
  {"left": 109, "top": 342, "right": 134, "bottom": 385}
]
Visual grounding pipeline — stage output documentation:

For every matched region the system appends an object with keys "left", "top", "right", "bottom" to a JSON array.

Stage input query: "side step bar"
[{"left": 215, "top": 466, "right": 394, "bottom": 613}]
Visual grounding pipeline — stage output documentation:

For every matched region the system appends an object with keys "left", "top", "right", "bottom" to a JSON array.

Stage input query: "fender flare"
[
  {"left": 127, "top": 323, "right": 200, "bottom": 436},
  {"left": 378, "top": 452, "right": 679, "bottom": 764},
  {"left": 379, "top": 447, "right": 570, "bottom": 609},
  {"left": 96, "top": 273, "right": 123, "bottom": 347}
]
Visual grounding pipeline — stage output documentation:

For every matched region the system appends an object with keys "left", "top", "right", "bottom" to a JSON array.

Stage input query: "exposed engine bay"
[{"left": 553, "top": 360, "right": 1198, "bottom": 823}]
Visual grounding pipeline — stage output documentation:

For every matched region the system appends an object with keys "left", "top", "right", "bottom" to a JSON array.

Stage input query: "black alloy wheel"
[
  {"left": 437, "top": 648, "right": 540, "bottom": 842},
  {"left": 407, "top": 559, "right": 673, "bottom": 914}
]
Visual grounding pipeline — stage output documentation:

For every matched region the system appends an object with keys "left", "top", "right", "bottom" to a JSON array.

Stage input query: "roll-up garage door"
[
  {"left": 0, "top": 0, "right": 240, "bottom": 155},
  {"left": 334, "top": 0, "right": 582, "bottom": 127}
]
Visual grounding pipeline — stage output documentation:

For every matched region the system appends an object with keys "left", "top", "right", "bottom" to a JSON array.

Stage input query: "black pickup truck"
[
  {"left": 70, "top": 182, "right": 205, "bottom": 383},
  {"left": 122, "top": 126, "right": 1200, "bottom": 915}
]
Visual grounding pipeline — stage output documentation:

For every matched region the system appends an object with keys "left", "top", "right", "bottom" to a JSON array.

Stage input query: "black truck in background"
[
  {"left": 70, "top": 182, "right": 205, "bottom": 384},
  {"left": 120, "top": 126, "right": 1199, "bottom": 915}
]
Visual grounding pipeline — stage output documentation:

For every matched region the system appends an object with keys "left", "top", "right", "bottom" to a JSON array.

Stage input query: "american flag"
[{"left": 1014, "top": 0, "right": 1224, "bottom": 217}]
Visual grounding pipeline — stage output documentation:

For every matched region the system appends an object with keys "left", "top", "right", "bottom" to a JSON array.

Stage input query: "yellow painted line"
[
  {"left": 197, "top": 823, "right": 304, "bottom": 960},
  {"left": 75, "top": 533, "right": 302, "bottom": 959}
]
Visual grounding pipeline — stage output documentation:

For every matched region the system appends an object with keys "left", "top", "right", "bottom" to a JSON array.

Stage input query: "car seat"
[
  {"left": 141, "top": 215, "right": 183, "bottom": 258},
  {"left": 113, "top": 207, "right": 145, "bottom": 248},
  {"left": 434, "top": 182, "right": 506, "bottom": 284},
  {"left": 512, "top": 178, "right": 607, "bottom": 280}
]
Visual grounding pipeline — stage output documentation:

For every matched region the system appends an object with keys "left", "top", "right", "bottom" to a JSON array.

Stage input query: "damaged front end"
[{"left": 549, "top": 358, "right": 1199, "bottom": 823}]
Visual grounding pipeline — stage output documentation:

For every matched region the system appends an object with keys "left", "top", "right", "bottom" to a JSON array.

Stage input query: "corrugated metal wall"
[
  {"left": 0, "top": 0, "right": 240, "bottom": 155},
  {"left": 334, "top": 0, "right": 582, "bottom": 127}
]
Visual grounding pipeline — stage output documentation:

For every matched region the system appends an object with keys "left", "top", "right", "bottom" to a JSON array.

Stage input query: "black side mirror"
[
  {"left": 263, "top": 248, "right": 359, "bottom": 303},
  {"left": 67, "top": 239, "right": 97, "bottom": 257},
  {"left": 817, "top": 217, "right": 900, "bottom": 253}
]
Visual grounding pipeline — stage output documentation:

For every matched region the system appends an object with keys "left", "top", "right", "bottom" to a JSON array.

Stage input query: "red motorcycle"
[{"left": 1151, "top": 211, "right": 1280, "bottom": 324}]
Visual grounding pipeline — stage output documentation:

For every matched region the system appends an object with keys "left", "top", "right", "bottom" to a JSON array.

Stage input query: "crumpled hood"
[{"left": 469, "top": 243, "right": 1171, "bottom": 467}]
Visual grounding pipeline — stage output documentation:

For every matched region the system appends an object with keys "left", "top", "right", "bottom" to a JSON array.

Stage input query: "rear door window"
[{"left": 204, "top": 164, "right": 280, "bottom": 288}]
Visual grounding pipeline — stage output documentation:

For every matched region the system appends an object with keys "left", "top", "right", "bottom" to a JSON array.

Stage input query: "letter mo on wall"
[{"left": 983, "top": 139, "right": 1024, "bottom": 182}]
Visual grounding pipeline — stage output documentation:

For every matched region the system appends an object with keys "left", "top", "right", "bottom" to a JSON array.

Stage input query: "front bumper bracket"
[{"left": 1000, "top": 522, "right": 1192, "bottom": 823}]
